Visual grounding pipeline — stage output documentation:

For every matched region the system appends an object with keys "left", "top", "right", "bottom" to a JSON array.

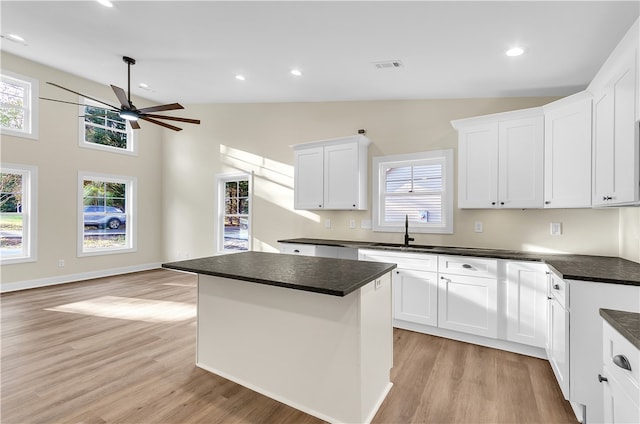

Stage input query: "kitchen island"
[{"left": 162, "top": 251, "right": 396, "bottom": 424}]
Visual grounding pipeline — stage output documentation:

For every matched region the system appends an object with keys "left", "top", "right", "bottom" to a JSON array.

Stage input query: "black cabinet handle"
[
  {"left": 462, "top": 264, "right": 472, "bottom": 269},
  {"left": 500, "top": 201, "right": 505, "bottom": 205},
  {"left": 598, "top": 374, "right": 608, "bottom": 383},
  {"left": 293, "top": 249, "right": 300, "bottom": 253},
  {"left": 553, "top": 284, "right": 560, "bottom": 290},
  {"left": 603, "top": 196, "right": 612, "bottom": 201},
  {"left": 613, "top": 355, "right": 632, "bottom": 371},
  {"left": 491, "top": 202, "right": 496, "bottom": 206},
  {"left": 545, "top": 201, "right": 551, "bottom": 205}
]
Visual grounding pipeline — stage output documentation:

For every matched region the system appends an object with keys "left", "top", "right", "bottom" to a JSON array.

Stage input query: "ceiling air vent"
[{"left": 373, "top": 60, "right": 404, "bottom": 69}]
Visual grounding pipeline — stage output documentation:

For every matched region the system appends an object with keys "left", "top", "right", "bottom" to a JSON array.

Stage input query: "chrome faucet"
[{"left": 404, "top": 215, "right": 414, "bottom": 247}]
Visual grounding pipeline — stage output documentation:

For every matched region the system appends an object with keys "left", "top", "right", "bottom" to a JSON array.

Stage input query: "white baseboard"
[{"left": 0, "top": 262, "right": 162, "bottom": 293}]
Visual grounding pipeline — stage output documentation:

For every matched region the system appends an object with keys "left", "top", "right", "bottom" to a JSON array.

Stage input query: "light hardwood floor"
[{"left": 1, "top": 269, "right": 577, "bottom": 423}]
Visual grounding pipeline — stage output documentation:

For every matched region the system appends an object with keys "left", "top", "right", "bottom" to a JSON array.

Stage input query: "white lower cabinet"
[
  {"left": 438, "top": 272, "right": 497, "bottom": 338},
  {"left": 601, "top": 320, "right": 640, "bottom": 424},
  {"left": 505, "top": 262, "right": 548, "bottom": 348},
  {"left": 546, "top": 271, "right": 570, "bottom": 400},
  {"left": 393, "top": 268, "right": 438, "bottom": 327}
]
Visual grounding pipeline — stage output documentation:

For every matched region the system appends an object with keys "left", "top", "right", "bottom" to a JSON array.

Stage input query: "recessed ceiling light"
[
  {"left": 506, "top": 47, "right": 525, "bottom": 57},
  {"left": 7, "top": 33, "right": 25, "bottom": 42},
  {"left": 235, "top": 74, "right": 246, "bottom": 81},
  {"left": 290, "top": 69, "right": 302, "bottom": 77},
  {"left": 96, "top": 0, "right": 113, "bottom": 7},
  {"left": 138, "top": 82, "right": 151, "bottom": 91}
]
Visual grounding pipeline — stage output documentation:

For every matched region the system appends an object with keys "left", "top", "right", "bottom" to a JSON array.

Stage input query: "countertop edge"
[
  {"left": 278, "top": 238, "right": 640, "bottom": 286},
  {"left": 599, "top": 308, "right": 640, "bottom": 350}
]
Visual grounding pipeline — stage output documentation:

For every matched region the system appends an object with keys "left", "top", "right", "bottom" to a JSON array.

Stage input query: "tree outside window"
[
  {"left": 218, "top": 174, "right": 251, "bottom": 252},
  {"left": 80, "top": 100, "right": 135, "bottom": 154},
  {"left": 1, "top": 72, "right": 38, "bottom": 139},
  {"left": 0, "top": 164, "right": 37, "bottom": 263}
]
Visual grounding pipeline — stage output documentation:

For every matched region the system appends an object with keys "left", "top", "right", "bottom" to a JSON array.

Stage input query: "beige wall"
[
  {"left": 162, "top": 99, "right": 622, "bottom": 261},
  {"left": 1, "top": 53, "right": 164, "bottom": 287},
  {"left": 2, "top": 53, "right": 635, "bottom": 290}
]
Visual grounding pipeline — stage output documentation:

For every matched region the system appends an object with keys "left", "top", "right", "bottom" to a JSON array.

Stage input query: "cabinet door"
[
  {"left": 323, "top": 142, "right": 359, "bottom": 209},
  {"left": 438, "top": 273, "right": 497, "bottom": 338},
  {"left": 294, "top": 147, "right": 324, "bottom": 209},
  {"left": 593, "top": 49, "right": 639, "bottom": 206},
  {"left": 393, "top": 269, "right": 438, "bottom": 327},
  {"left": 505, "top": 262, "right": 548, "bottom": 348},
  {"left": 547, "top": 297, "right": 569, "bottom": 400},
  {"left": 458, "top": 123, "right": 498, "bottom": 208},
  {"left": 602, "top": 367, "right": 640, "bottom": 424},
  {"left": 498, "top": 116, "right": 544, "bottom": 208},
  {"left": 544, "top": 97, "right": 592, "bottom": 208}
]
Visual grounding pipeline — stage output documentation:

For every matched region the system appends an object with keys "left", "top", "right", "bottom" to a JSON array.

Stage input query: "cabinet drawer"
[
  {"left": 548, "top": 271, "right": 568, "bottom": 309},
  {"left": 279, "top": 243, "right": 317, "bottom": 257},
  {"left": 438, "top": 255, "right": 497, "bottom": 278},
  {"left": 358, "top": 249, "right": 438, "bottom": 272},
  {"left": 603, "top": 320, "right": 639, "bottom": 391}
]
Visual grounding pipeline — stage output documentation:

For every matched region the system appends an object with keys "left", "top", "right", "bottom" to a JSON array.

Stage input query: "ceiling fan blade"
[
  {"left": 111, "top": 85, "right": 130, "bottom": 108},
  {"left": 140, "top": 116, "right": 183, "bottom": 131},
  {"left": 130, "top": 120, "right": 140, "bottom": 130},
  {"left": 141, "top": 113, "right": 200, "bottom": 124},
  {"left": 137, "top": 103, "right": 184, "bottom": 114},
  {"left": 41, "top": 97, "right": 119, "bottom": 111},
  {"left": 47, "top": 82, "right": 119, "bottom": 110}
]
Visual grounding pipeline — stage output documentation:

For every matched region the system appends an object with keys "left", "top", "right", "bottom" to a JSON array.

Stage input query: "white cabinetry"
[
  {"left": 359, "top": 249, "right": 438, "bottom": 327},
  {"left": 589, "top": 18, "right": 640, "bottom": 206},
  {"left": 453, "top": 108, "right": 544, "bottom": 209},
  {"left": 601, "top": 320, "right": 640, "bottom": 424},
  {"left": 569, "top": 279, "right": 640, "bottom": 423},
  {"left": 505, "top": 261, "right": 548, "bottom": 348},
  {"left": 438, "top": 255, "right": 498, "bottom": 338},
  {"left": 546, "top": 270, "right": 570, "bottom": 400},
  {"left": 293, "top": 135, "right": 370, "bottom": 210},
  {"left": 543, "top": 92, "right": 593, "bottom": 208}
]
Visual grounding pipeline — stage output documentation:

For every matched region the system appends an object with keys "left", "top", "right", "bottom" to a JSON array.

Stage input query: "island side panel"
[
  {"left": 359, "top": 272, "right": 394, "bottom": 422},
  {"left": 197, "top": 274, "right": 366, "bottom": 423}
]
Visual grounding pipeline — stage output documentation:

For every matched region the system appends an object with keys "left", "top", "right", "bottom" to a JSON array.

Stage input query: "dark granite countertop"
[
  {"left": 162, "top": 251, "right": 396, "bottom": 297},
  {"left": 600, "top": 309, "right": 640, "bottom": 350},
  {"left": 278, "top": 238, "right": 640, "bottom": 286}
]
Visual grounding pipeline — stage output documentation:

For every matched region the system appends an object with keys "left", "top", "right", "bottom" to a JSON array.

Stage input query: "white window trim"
[
  {"left": 77, "top": 171, "right": 137, "bottom": 257},
  {"left": 0, "top": 70, "right": 39, "bottom": 140},
  {"left": 0, "top": 163, "right": 38, "bottom": 264},
  {"left": 78, "top": 96, "right": 137, "bottom": 156},
  {"left": 372, "top": 149, "right": 454, "bottom": 234},
  {"left": 216, "top": 172, "right": 253, "bottom": 254}
]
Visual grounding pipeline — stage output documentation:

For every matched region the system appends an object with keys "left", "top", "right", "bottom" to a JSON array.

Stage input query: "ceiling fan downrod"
[{"left": 122, "top": 56, "right": 135, "bottom": 107}]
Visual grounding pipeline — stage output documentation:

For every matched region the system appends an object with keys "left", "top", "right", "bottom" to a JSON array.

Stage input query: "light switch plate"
[
  {"left": 349, "top": 219, "right": 356, "bottom": 229},
  {"left": 474, "top": 222, "right": 483, "bottom": 233},
  {"left": 325, "top": 219, "right": 331, "bottom": 228}
]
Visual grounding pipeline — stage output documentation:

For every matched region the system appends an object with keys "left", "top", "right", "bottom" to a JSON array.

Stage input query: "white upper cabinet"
[
  {"left": 589, "top": 18, "right": 639, "bottom": 206},
  {"left": 453, "top": 108, "right": 544, "bottom": 209},
  {"left": 543, "top": 92, "right": 593, "bottom": 208},
  {"left": 293, "top": 135, "right": 370, "bottom": 210}
]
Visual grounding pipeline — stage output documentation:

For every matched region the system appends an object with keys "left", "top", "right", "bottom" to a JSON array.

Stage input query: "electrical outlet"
[
  {"left": 374, "top": 279, "right": 382, "bottom": 290},
  {"left": 474, "top": 222, "right": 483, "bottom": 233},
  {"left": 349, "top": 219, "right": 356, "bottom": 229},
  {"left": 550, "top": 222, "right": 562, "bottom": 236},
  {"left": 58, "top": 259, "right": 65, "bottom": 267},
  {"left": 325, "top": 219, "right": 331, "bottom": 228}
]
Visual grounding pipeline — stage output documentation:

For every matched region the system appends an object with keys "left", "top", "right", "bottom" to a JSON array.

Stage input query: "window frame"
[
  {"left": 372, "top": 149, "right": 454, "bottom": 234},
  {"left": 0, "top": 163, "right": 38, "bottom": 264},
  {"left": 77, "top": 171, "right": 137, "bottom": 257},
  {"left": 0, "top": 71, "right": 39, "bottom": 140},
  {"left": 216, "top": 172, "right": 253, "bottom": 253},
  {"left": 78, "top": 97, "right": 137, "bottom": 155}
]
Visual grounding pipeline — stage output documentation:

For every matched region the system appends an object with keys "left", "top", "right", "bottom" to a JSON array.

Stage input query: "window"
[
  {"left": 78, "top": 171, "right": 136, "bottom": 256},
  {"left": 0, "top": 71, "right": 39, "bottom": 140},
  {"left": 217, "top": 173, "right": 252, "bottom": 252},
  {"left": 373, "top": 149, "right": 453, "bottom": 234},
  {"left": 0, "top": 163, "right": 37, "bottom": 264},
  {"left": 79, "top": 98, "right": 136, "bottom": 154}
]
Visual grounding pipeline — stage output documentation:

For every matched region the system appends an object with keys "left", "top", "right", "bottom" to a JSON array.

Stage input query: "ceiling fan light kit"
[{"left": 42, "top": 56, "right": 200, "bottom": 132}]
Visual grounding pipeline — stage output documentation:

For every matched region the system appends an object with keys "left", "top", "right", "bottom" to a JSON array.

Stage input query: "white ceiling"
[{"left": 1, "top": 1, "right": 639, "bottom": 105}]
